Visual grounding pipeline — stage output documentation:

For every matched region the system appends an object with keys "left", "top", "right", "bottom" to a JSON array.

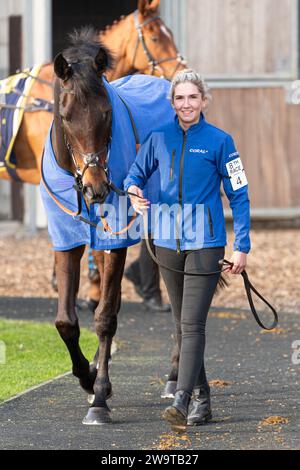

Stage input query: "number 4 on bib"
[{"left": 225, "top": 157, "right": 248, "bottom": 191}]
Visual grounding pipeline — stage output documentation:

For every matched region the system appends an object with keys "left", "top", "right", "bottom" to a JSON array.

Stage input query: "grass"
[{"left": 0, "top": 318, "right": 98, "bottom": 403}]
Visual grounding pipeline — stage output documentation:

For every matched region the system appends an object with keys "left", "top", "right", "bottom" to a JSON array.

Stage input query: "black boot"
[
  {"left": 162, "top": 390, "right": 191, "bottom": 430},
  {"left": 187, "top": 383, "right": 212, "bottom": 426},
  {"left": 143, "top": 295, "right": 171, "bottom": 312},
  {"left": 124, "top": 266, "right": 143, "bottom": 298}
]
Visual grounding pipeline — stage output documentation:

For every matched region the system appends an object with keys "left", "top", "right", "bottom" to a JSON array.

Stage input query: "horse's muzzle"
[{"left": 83, "top": 182, "right": 110, "bottom": 204}]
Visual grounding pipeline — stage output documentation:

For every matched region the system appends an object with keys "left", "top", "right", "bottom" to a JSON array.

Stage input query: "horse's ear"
[
  {"left": 138, "top": 0, "right": 160, "bottom": 16},
  {"left": 95, "top": 47, "right": 109, "bottom": 75},
  {"left": 54, "top": 53, "right": 73, "bottom": 81}
]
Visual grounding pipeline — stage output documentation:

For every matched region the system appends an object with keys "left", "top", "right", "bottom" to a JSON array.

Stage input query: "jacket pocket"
[
  {"left": 170, "top": 149, "right": 176, "bottom": 181},
  {"left": 207, "top": 206, "right": 214, "bottom": 238}
]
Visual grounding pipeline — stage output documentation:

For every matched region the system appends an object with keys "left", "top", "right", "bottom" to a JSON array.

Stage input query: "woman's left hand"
[{"left": 225, "top": 251, "right": 247, "bottom": 274}]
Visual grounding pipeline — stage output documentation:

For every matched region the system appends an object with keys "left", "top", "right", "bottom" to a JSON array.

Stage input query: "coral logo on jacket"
[{"left": 189, "top": 149, "right": 208, "bottom": 154}]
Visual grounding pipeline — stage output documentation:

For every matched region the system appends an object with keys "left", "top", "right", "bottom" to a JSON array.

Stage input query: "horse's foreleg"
[
  {"left": 83, "top": 248, "right": 126, "bottom": 425},
  {"left": 54, "top": 246, "right": 96, "bottom": 394}
]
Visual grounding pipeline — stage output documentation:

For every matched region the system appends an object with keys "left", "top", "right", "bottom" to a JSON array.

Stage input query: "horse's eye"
[{"left": 151, "top": 36, "right": 159, "bottom": 43}]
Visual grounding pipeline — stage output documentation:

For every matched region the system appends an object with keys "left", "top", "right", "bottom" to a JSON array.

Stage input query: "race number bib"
[{"left": 226, "top": 157, "right": 248, "bottom": 191}]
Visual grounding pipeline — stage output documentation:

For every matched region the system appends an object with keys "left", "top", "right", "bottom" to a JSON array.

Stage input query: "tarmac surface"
[{"left": 0, "top": 296, "right": 300, "bottom": 450}]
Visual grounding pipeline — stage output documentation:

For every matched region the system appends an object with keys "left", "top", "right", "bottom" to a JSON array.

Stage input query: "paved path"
[{"left": 0, "top": 297, "right": 300, "bottom": 450}]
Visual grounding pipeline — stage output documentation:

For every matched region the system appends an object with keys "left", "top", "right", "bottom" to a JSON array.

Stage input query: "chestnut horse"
[
  {"left": 0, "top": 0, "right": 186, "bottom": 185},
  {"left": 48, "top": 28, "right": 181, "bottom": 424}
]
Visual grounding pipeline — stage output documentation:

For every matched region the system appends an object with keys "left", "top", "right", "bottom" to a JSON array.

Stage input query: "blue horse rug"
[
  {"left": 40, "top": 74, "right": 174, "bottom": 251},
  {"left": 0, "top": 65, "right": 43, "bottom": 181}
]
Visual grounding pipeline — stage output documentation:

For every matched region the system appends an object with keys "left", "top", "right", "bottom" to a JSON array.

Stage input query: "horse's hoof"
[
  {"left": 161, "top": 381, "right": 177, "bottom": 399},
  {"left": 82, "top": 407, "right": 112, "bottom": 425}
]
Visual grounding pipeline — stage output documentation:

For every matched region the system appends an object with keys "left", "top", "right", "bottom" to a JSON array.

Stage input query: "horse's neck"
[{"left": 99, "top": 16, "right": 136, "bottom": 81}]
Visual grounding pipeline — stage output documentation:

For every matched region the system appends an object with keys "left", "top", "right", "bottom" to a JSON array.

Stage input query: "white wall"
[
  {"left": 0, "top": 0, "right": 52, "bottom": 226},
  {"left": 24, "top": 0, "right": 52, "bottom": 230},
  {"left": 160, "top": 0, "right": 186, "bottom": 57},
  {"left": 0, "top": 181, "right": 11, "bottom": 219},
  {"left": 0, "top": 0, "right": 28, "bottom": 78},
  {"left": 0, "top": 0, "right": 26, "bottom": 218}
]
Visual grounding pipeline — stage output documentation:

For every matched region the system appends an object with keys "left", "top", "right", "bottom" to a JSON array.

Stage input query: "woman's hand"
[
  {"left": 225, "top": 251, "right": 247, "bottom": 275},
  {"left": 127, "top": 185, "right": 150, "bottom": 214}
]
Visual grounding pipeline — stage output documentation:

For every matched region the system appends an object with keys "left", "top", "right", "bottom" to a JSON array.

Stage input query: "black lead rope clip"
[{"left": 220, "top": 259, "right": 278, "bottom": 331}]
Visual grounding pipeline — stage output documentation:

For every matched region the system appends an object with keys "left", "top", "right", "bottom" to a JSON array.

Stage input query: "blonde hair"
[{"left": 168, "top": 68, "right": 211, "bottom": 104}]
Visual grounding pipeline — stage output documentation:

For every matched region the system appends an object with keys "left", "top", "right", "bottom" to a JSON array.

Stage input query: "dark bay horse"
[
  {"left": 0, "top": 0, "right": 185, "bottom": 185},
  {"left": 46, "top": 28, "right": 181, "bottom": 425},
  {"left": 0, "top": 0, "right": 187, "bottom": 319}
]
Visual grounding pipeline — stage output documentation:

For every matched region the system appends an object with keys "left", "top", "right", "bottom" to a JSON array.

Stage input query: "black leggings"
[{"left": 156, "top": 246, "right": 225, "bottom": 395}]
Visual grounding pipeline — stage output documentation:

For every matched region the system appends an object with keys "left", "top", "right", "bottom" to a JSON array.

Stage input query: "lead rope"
[
  {"left": 41, "top": 153, "right": 278, "bottom": 331},
  {"left": 140, "top": 206, "right": 278, "bottom": 331}
]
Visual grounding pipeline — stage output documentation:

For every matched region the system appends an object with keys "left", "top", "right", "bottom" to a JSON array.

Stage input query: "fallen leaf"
[
  {"left": 153, "top": 433, "right": 192, "bottom": 450},
  {"left": 259, "top": 416, "right": 289, "bottom": 427},
  {"left": 260, "top": 328, "right": 286, "bottom": 335},
  {"left": 210, "top": 312, "right": 246, "bottom": 319},
  {"left": 149, "top": 375, "right": 165, "bottom": 386},
  {"left": 209, "top": 379, "right": 233, "bottom": 387}
]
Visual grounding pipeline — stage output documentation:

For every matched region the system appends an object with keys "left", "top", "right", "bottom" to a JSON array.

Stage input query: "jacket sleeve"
[
  {"left": 123, "top": 134, "right": 159, "bottom": 191},
  {"left": 216, "top": 135, "right": 251, "bottom": 254}
]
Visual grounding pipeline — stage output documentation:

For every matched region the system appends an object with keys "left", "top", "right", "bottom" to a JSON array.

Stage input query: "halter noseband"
[{"left": 132, "top": 10, "right": 187, "bottom": 79}]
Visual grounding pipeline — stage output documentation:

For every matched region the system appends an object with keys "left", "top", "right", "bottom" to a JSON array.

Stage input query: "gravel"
[{"left": 0, "top": 225, "right": 298, "bottom": 314}]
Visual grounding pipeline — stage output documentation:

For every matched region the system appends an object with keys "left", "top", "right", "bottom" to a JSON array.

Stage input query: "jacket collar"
[{"left": 174, "top": 112, "right": 206, "bottom": 135}]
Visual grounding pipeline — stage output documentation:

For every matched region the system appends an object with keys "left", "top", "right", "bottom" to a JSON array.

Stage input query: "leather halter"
[
  {"left": 131, "top": 10, "right": 187, "bottom": 79},
  {"left": 60, "top": 86, "right": 111, "bottom": 192}
]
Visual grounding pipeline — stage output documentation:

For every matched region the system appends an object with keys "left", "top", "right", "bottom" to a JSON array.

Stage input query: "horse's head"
[
  {"left": 54, "top": 29, "right": 113, "bottom": 204},
  {"left": 133, "top": 0, "right": 187, "bottom": 79},
  {"left": 100, "top": 0, "right": 187, "bottom": 81}
]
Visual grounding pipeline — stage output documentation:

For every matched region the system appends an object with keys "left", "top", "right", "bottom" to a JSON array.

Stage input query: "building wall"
[
  {"left": 186, "top": 0, "right": 298, "bottom": 80},
  {"left": 0, "top": 0, "right": 27, "bottom": 78},
  {"left": 160, "top": 0, "right": 186, "bottom": 57},
  {"left": 1, "top": 0, "right": 299, "bottom": 217},
  {"left": 207, "top": 86, "right": 300, "bottom": 209}
]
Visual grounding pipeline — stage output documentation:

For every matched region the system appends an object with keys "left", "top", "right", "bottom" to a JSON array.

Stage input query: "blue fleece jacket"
[{"left": 124, "top": 114, "right": 251, "bottom": 253}]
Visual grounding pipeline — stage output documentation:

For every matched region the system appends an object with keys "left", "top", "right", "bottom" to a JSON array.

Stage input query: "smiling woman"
[{"left": 124, "top": 67, "right": 251, "bottom": 431}]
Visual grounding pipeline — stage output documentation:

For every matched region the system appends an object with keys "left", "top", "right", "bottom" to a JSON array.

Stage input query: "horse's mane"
[{"left": 62, "top": 26, "right": 114, "bottom": 104}]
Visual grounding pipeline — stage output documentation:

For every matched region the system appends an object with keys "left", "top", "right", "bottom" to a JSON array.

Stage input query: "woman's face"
[{"left": 172, "top": 82, "right": 206, "bottom": 130}]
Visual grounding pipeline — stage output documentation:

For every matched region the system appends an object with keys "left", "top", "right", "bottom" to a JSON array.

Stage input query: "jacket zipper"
[
  {"left": 176, "top": 132, "right": 187, "bottom": 254},
  {"left": 207, "top": 206, "right": 214, "bottom": 237},
  {"left": 170, "top": 149, "right": 176, "bottom": 181}
]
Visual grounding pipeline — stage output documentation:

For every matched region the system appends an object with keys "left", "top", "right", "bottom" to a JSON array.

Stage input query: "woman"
[{"left": 124, "top": 69, "right": 250, "bottom": 429}]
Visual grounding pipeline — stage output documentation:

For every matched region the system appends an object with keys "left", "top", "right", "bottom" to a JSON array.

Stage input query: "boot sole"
[
  {"left": 162, "top": 406, "right": 187, "bottom": 432},
  {"left": 187, "top": 411, "right": 212, "bottom": 426}
]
